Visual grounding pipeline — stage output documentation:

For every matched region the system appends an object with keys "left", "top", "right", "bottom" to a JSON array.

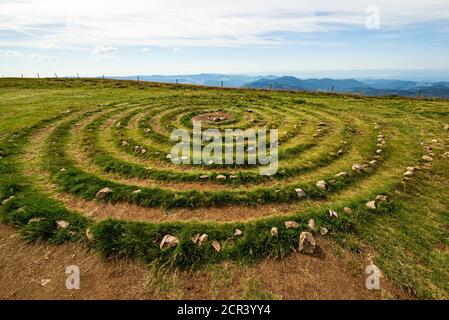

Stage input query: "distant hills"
[{"left": 111, "top": 73, "right": 449, "bottom": 98}]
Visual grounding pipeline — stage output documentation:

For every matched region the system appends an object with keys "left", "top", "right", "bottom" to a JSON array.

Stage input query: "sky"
[{"left": 1, "top": 0, "right": 449, "bottom": 78}]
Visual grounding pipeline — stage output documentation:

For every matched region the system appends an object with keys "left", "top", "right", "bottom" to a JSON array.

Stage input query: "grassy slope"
[{"left": 0, "top": 78, "right": 448, "bottom": 299}]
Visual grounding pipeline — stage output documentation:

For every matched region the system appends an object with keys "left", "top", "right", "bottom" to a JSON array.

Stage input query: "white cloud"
[
  {"left": 0, "top": 50, "right": 23, "bottom": 57},
  {"left": 0, "top": 0, "right": 449, "bottom": 49},
  {"left": 91, "top": 46, "right": 117, "bottom": 58},
  {"left": 29, "top": 53, "right": 56, "bottom": 61},
  {"left": 141, "top": 47, "right": 152, "bottom": 52},
  {"left": 173, "top": 47, "right": 180, "bottom": 53}
]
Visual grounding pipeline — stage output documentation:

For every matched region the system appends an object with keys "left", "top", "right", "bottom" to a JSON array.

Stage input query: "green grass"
[{"left": 0, "top": 78, "right": 448, "bottom": 299}]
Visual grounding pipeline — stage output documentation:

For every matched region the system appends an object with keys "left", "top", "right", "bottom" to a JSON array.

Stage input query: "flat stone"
[
  {"left": 2, "top": 196, "right": 15, "bottom": 205},
  {"left": 422, "top": 155, "right": 433, "bottom": 162},
  {"left": 95, "top": 187, "right": 112, "bottom": 199},
  {"left": 344, "top": 207, "right": 353, "bottom": 214},
  {"left": 271, "top": 227, "right": 279, "bottom": 237},
  {"left": 298, "top": 232, "right": 316, "bottom": 254},
  {"left": 234, "top": 228, "right": 243, "bottom": 236},
  {"left": 86, "top": 228, "right": 94, "bottom": 241},
  {"left": 328, "top": 209, "right": 338, "bottom": 218},
  {"left": 199, "top": 174, "right": 209, "bottom": 179},
  {"left": 285, "top": 221, "right": 299, "bottom": 229},
  {"left": 295, "top": 188, "right": 306, "bottom": 198},
  {"left": 366, "top": 200, "right": 376, "bottom": 209},
  {"left": 375, "top": 195, "right": 388, "bottom": 201},
  {"left": 216, "top": 175, "right": 227, "bottom": 180},
  {"left": 198, "top": 233, "right": 208, "bottom": 246},
  {"left": 211, "top": 240, "right": 221, "bottom": 253},
  {"left": 55, "top": 220, "right": 70, "bottom": 229},
  {"left": 316, "top": 180, "right": 327, "bottom": 190},
  {"left": 335, "top": 172, "right": 348, "bottom": 178},
  {"left": 404, "top": 170, "right": 414, "bottom": 177},
  {"left": 307, "top": 219, "right": 315, "bottom": 230},
  {"left": 320, "top": 227, "right": 328, "bottom": 235},
  {"left": 160, "top": 234, "right": 179, "bottom": 250}
]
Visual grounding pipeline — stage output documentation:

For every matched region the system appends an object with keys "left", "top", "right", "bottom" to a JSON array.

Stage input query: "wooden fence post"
[{"left": 331, "top": 85, "right": 335, "bottom": 93}]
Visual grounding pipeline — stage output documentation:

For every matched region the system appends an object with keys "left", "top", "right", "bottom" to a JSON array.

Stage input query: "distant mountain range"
[{"left": 111, "top": 74, "right": 449, "bottom": 98}]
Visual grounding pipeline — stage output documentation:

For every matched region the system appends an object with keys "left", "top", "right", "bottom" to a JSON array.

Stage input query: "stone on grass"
[
  {"left": 328, "top": 209, "right": 338, "bottom": 219},
  {"left": 198, "top": 234, "right": 208, "bottom": 246},
  {"left": 375, "top": 195, "right": 388, "bottom": 201},
  {"left": 28, "top": 218, "right": 44, "bottom": 224},
  {"left": 369, "top": 160, "right": 377, "bottom": 165},
  {"left": 191, "top": 233, "right": 200, "bottom": 244},
  {"left": 295, "top": 188, "right": 306, "bottom": 198},
  {"left": 366, "top": 200, "right": 376, "bottom": 210},
  {"left": 442, "top": 151, "right": 449, "bottom": 158},
  {"left": 56, "top": 220, "right": 70, "bottom": 229},
  {"left": 285, "top": 221, "right": 299, "bottom": 229},
  {"left": 216, "top": 174, "right": 226, "bottom": 180},
  {"left": 95, "top": 187, "right": 112, "bottom": 199},
  {"left": 307, "top": 219, "right": 315, "bottom": 230},
  {"left": 376, "top": 149, "right": 382, "bottom": 154},
  {"left": 404, "top": 170, "right": 414, "bottom": 177},
  {"left": 352, "top": 163, "right": 363, "bottom": 171},
  {"left": 422, "top": 155, "right": 433, "bottom": 162},
  {"left": 60, "top": 168, "right": 66, "bottom": 172},
  {"left": 133, "top": 189, "right": 141, "bottom": 194},
  {"left": 406, "top": 166, "right": 416, "bottom": 172},
  {"left": 298, "top": 232, "right": 316, "bottom": 254},
  {"left": 316, "top": 180, "right": 327, "bottom": 190},
  {"left": 344, "top": 207, "right": 353, "bottom": 215},
  {"left": 320, "top": 227, "right": 328, "bottom": 235},
  {"left": 335, "top": 172, "right": 348, "bottom": 178},
  {"left": 86, "top": 228, "right": 94, "bottom": 241},
  {"left": 2, "top": 196, "right": 15, "bottom": 205},
  {"left": 160, "top": 234, "right": 179, "bottom": 250},
  {"left": 271, "top": 227, "right": 279, "bottom": 237},
  {"left": 199, "top": 174, "right": 209, "bottom": 179},
  {"left": 234, "top": 228, "right": 243, "bottom": 237},
  {"left": 211, "top": 240, "right": 221, "bottom": 253}
]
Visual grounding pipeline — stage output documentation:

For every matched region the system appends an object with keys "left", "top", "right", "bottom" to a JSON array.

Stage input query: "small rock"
[
  {"left": 375, "top": 195, "right": 388, "bottom": 201},
  {"left": 352, "top": 163, "right": 363, "bottom": 171},
  {"left": 191, "top": 233, "right": 200, "bottom": 244},
  {"left": 198, "top": 233, "right": 208, "bottom": 246},
  {"left": 328, "top": 209, "right": 338, "bottom": 219},
  {"left": 55, "top": 220, "right": 70, "bottom": 229},
  {"left": 285, "top": 221, "right": 299, "bottom": 229},
  {"left": 166, "top": 154, "right": 172, "bottom": 159},
  {"left": 121, "top": 140, "right": 128, "bottom": 146},
  {"left": 307, "top": 219, "right": 315, "bottom": 230},
  {"left": 295, "top": 188, "right": 306, "bottom": 198},
  {"left": 271, "top": 227, "right": 279, "bottom": 237},
  {"left": 60, "top": 168, "right": 66, "bottom": 172},
  {"left": 376, "top": 149, "right": 382, "bottom": 154},
  {"left": 298, "top": 232, "right": 316, "bottom": 254},
  {"left": 404, "top": 170, "right": 414, "bottom": 177},
  {"left": 2, "top": 195, "right": 15, "bottom": 205},
  {"left": 95, "top": 187, "right": 112, "bottom": 199},
  {"left": 211, "top": 240, "right": 221, "bottom": 253},
  {"left": 133, "top": 189, "right": 141, "bottom": 194},
  {"left": 422, "top": 155, "right": 433, "bottom": 162},
  {"left": 234, "top": 228, "right": 243, "bottom": 236},
  {"left": 28, "top": 218, "right": 44, "bottom": 224},
  {"left": 366, "top": 200, "right": 376, "bottom": 209},
  {"left": 442, "top": 151, "right": 449, "bottom": 158},
  {"left": 199, "top": 174, "right": 209, "bottom": 179},
  {"left": 160, "top": 234, "right": 179, "bottom": 250},
  {"left": 344, "top": 207, "right": 353, "bottom": 214},
  {"left": 369, "top": 160, "right": 377, "bottom": 165},
  {"left": 216, "top": 175, "right": 226, "bottom": 180},
  {"left": 320, "top": 227, "right": 328, "bottom": 235},
  {"left": 337, "top": 149, "right": 344, "bottom": 155},
  {"left": 229, "top": 175, "right": 238, "bottom": 179},
  {"left": 335, "top": 172, "right": 348, "bottom": 178},
  {"left": 86, "top": 228, "right": 94, "bottom": 241},
  {"left": 316, "top": 180, "right": 327, "bottom": 190},
  {"left": 406, "top": 166, "right": 416, "bottom": 172}
]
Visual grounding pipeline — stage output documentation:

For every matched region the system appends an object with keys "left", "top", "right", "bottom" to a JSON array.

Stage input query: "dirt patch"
[
  {"left": 0, "top": 224, "right": 411, "bottom": 300},
  {"left": 192, "top": 111, "right": 234, "bottom": 123}
]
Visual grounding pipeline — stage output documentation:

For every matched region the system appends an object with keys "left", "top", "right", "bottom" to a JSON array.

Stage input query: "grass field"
[{"left": 0, "top": 78, "right": 448, "bottom": 299}]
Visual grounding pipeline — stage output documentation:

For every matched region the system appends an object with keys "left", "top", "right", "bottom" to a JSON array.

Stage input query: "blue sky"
[{"left": 1, "top": 0, "right": 449, "bottom": 78}]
